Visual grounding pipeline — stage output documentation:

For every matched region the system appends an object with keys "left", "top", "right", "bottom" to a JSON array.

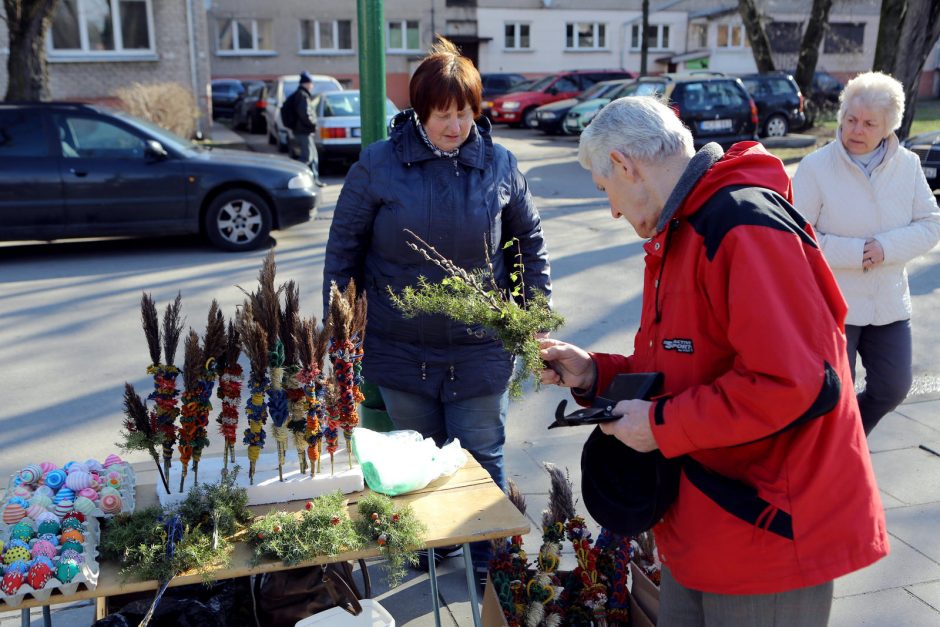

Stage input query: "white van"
[{"left": 265, "top": 74, "right": 343, "bottom": 152}]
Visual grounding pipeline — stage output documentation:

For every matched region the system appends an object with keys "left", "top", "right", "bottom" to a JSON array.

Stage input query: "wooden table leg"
[
  {"left": 463, "top": 543, "right": 482, "bottom": 627},
  {"left": 427, "top": 548, "right": 442, "bottom": 627},
  {"left": 96, "top": 596, "right": 109, "bottom": 621}
]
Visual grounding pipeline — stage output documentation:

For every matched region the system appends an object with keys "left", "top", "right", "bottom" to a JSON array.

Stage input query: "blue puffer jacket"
[{"left": 323, "top": 110, "right": 552, "bottom": 401}]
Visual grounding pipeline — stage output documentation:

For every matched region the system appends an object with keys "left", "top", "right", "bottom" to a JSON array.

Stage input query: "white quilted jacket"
[{"left": 793, "top": 133, "right": 940, "bottom": 326}]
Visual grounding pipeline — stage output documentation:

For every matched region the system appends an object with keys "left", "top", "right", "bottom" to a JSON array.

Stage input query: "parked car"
[
  {"left": 482, "top": 77, "right": 536, "bottom": 120},
  {"left": 0, "top": 103, "right": 318, "bottom": 251},
  {"left": 211, "top": 79, "right": 249, "bottom": 119},
  {"left": 739, "top": 72, "right": 805, "bottom": 137},
  {"left": 231, "top": 80, "right": 270, "bottom": 135},
  {"left": 902, "top": 130, "right": 940, "bottom": 192},
  {"left": 480, "top": 72, "right": 528, "bottom": 119},
  {"left": 534, "top": 78, "right": 632, "bottom": 134},
  {"left": 563, "top": 78, "right": 671, "bottom": 134},
  {"left": 308, "top": 90, "right": 399, "bottom": 166},
  {"left": 265, "top": 74, "right": 343, "bottom": 153},
  {"left": 488, "top": 69, "right": 635, "bottom": 128}
]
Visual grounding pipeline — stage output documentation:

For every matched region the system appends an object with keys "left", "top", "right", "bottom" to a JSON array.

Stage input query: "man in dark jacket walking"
[{"left": 291, "top": 72, "right": 324, "bottom": 187}]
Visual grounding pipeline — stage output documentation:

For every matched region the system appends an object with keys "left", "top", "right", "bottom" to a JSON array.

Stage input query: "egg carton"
[
  {"left": 0, "top": 518, "right": 100, "bottom": 608},
  {"left": 2, "top": 462, "right": 136, "bottom": 519}
]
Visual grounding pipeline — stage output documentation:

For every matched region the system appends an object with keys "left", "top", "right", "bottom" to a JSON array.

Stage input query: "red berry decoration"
[
  {"left": 305, "top": 501, "right": 313, "bottom": 510},
  {"left": 330, "top": 516, "right": 340, "bottom": 526}
]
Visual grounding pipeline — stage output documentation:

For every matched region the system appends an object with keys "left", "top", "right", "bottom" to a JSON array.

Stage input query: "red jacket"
[{"left": 586, "top": 142, "right": 888, "bottom": 594}]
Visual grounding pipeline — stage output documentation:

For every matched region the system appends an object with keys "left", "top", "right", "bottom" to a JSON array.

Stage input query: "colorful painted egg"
[
  {"left": 59, "top": 549, "right": 84, "bottom": 565},
  {"left": 100, "top": 494, "right": 123, "bottom": 514},
  {"left": 2, "top": 546, "right": 31, "bottom": 565},
  {"left": 84, "top": 459, "right": 105, "bottom": 473},
  {"left": 77, "top": 488, "right": 98, "bottom": 501},
  {"left": 38, "top": 461, "right": 57, "bottom": 475},
  {"left": 11, "top": 486, "right": 33, "bottom": 499},
  {"left": 36, "top": 519, "right": 60, "bottom": 536},
  {"left": 103, "top": 453, "right": 123, "bottom": 467},
  {"left": 72, "top": 496, "right": 96, "bottom": 516},
  {"left": 53, "top": 487, "right": 76, "bottom": 505},
  {"left": 62, "top": 461, "right": 81, "bottom": 474},
  {"left": 26, "top": 504, "right": 48, "bottom": 521},
  {"left": 1, "top": 570, "right": 24, "bottom": 595},
  {"left": 43, "top": 469, "right": 66, "bottom": 490},
  {"left": 55, "top": 559, "right": 80, "bottom": 583},
  {"left": 34, "top": 485, "right": 55, "bottom": 499},
  {"left": 65, "top": 471, "right": 93, "bottom": 491},
  {"left": 53, "top": 500, "right": 74, "bottom": 518},
  {"left": 29, "top": 494, "right": 53, "bottom": 509},
  {"left": 105, "top": 471, "right": 122, "bottom": 489},
  {"left": 2, "top": 503, "right": 27, "bottom": 525},
  {"left": 60, "top": 540, "right": 83, "bottom": 554},
  {"left": 9, "top": 522, "right": 35, "bottom": 543},
  {"left": 62, "top": 510, "right": 86, "bottom": 524},
  {"left": 60, "top": 529, "right": 84, "bottom": 544},
  {"left": 37, "top": 534, "right": 59, "bottom": 547},
  {"left": 17, "top": 464, "right": 43, "bottom": 486},
  {"left": 27, "top": 560, "right": 53, "bottom": 589},
  {"left": 30, "top": 539, "right": 57, "bottom": 560},
  {"left": 60, "top": 518, "right": 85, "bottom": 533}
]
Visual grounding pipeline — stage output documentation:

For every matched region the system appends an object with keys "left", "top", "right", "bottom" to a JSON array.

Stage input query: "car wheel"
[
  {"left": 764, "top": 114, "right": 789, "bottom": 138},
  {"left": 204, "top": 189, "right": 272, "bottom": 252},
  {"left": 523, "top": 108, "right": 539, "bottom": 129}
]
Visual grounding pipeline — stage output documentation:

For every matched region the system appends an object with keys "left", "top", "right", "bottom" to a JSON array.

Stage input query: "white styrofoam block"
[
  {"left": 156, "top": 450, "right": 364, "bottom": 508},
  {"left": 294, "top": 599, "right": 395, "bottom": 626}
]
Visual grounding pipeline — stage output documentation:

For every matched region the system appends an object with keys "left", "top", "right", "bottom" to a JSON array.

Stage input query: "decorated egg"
[
  {"left": 3, "top": 545, "right": 31, "bottom": 565},
  {"left": 55, "top": 559, "right": 80, "bottom": 584},
  {"left": 60, "top": 539, "right": 83, "bottom": 554},
  {"left": 7, "top": 560, "right": 29, "bottom": 574},
  {"left": 60, "top": 528, "right": 85, "bottom": 544},
  {"left": 11, "top": 486, "right": 33, "bottom": 499},
  {"left": 34, "top": 486, "right": 55, "bottom": 500},
  {"left": 9, "top": 521, "right": 35, "bottom": 543},
  {"left": 2, "top": 502, "right": 27, "bottom": 525},
  {"left": 72, "top": 496, "right": 96, "bottom": 516},
  {"left": 26, "top": 504, "right": 47, "bottom": 521},
  {"left": 39, "top": 461, "right": 57, "bottom": 474},
  {"left": 0, "top": 540, "right": 4, "bottom": 553},
  {"left": 103, "top": 453, "right": 123, "bottom": 468},
  {"left": 43, "top": 469, "right": 66, "bottom": 490},
  {"left": 53, "top": 500, "right": 75, "bottom": 518},
  {"left": 27, "top": 560, "right": 53, "bottom": 589},
  {"left": 7, "top": 496, "right": 29, "bottom": 508},
  {"left": 29, "top": 493, "right": 53, "bottom": 509},
  {"left": 105, "top": 471, "right": 122, "bottom": 489},
  {"left": 62, "top": 461, "right": 81, "bottom": 473},
  {"left": 62, "top": 510, "right": 86, "bottom": 524},
  {"left": 53, "top": 487, "right": 76, "bottom": 505},
  {"left": 84, "top": 459, "right": 105, "bottom": 473},
  {"left": 30, "top": 539, "right": 57, "bottom": 560},
  {"left": 100, "top": 494, "right": 123, "bottom": 514},
  {"left": 77, "top": 488, "right": 98, "bottom": 502},
  {"left": 59, "top": 549, "right": 84, "bottom": 565},
  {"left": 60, "top": 517, "right": 85, "bottom": 532},
  {"left": 35, "top": 512, "right": 59, "bottom": 527},
  {"left": 1, "top": 570, "right": 24, "bottom": 595},
  {"left": 17, "top": 464, "right": 43, "bottom": 486},
  {"left": 37, "top": 534, "right": 59, "bottom": 547},
  {"left": 65, "top": 471, "right": 94, "bottom": 491}
]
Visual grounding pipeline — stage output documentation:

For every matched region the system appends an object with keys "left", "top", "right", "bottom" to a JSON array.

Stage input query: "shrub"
[{"left": 113, "top": 82, "right": 201, "bottom": 139}]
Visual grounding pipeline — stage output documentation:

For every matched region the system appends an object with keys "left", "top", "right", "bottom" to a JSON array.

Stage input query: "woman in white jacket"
[{"left": 793, "top": 71, "right": 940, "bottom": 435}]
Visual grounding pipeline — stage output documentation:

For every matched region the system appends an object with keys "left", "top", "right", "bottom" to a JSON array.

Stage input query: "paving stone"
[
  {"left": 871, "top": 448, "right": 940, "bottom": 505},
  {"left": 886, "top": 503, "right": 940, "bottom": 565},
  {"left": 835, "top": 534, "right": 940, "bottom": 597},
  {"left": 831, "top": 587, "right": 940, "bottom": 626}
]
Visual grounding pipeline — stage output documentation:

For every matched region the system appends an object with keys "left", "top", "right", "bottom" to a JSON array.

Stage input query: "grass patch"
[{"left": 909, "top": 99, "right": 940, "bottom": 137}]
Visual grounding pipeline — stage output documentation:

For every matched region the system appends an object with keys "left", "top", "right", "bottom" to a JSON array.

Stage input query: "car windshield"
[
  {"left": 283, "top": 79, "right": 299, "bottom": 99},
  {"left": 581, "top": 81, "right": 620, "bottom": 100},
  {"left": 323, "top": 93, "right": 398, "bottom": 117},
  {"left": 528, "top": 75, "right": 557, "bottom": 92},
  {"left": 111, "top": 110, "right": 196, "bottom": 153},
  {"left": 632, "top": 82, "right": 667, "bottom": 97}
]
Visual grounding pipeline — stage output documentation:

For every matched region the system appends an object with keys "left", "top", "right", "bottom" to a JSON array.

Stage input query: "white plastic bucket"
[{"left": 294, "top": 599, "right": 395, "bottom": 627}]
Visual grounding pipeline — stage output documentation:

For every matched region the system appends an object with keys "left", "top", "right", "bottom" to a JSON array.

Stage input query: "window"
[
  {"left": 301, "top": 19, "right": 352, "bottom": 52},
  {"left": 218, "top": 18, "right": 273, "bottom": 53},
  {"left": 630, "top": 24, "right": 670, "bottom": 50},
  {"left": 825, "top": 23, "right": 864, "bottom": 54},
  {"left": 688, "top": 23, "right": 707, "bottom": 49},
  {"left": 767, "top": 21, "right": 802, "bottom": 54},
  {"left": 717, "top": 24, "right": 747, "bottom": 48},
  {"left": 55, "top": 115, "right": 145, "bottom": 159},
  {"left": 566, "top": 22, "right": 606, "bottom": 50},
  {"left": 0, "top": 110, "right": 50, "bottom": 157},
  {"left": 504, "top": 22, "right": 530, "bottom": 50},
  {"left": 388, "top": 20, "right": 420, "bottom": 52},
  {"left": 50, "top": 0, "right": 153, "bottom": 54}
]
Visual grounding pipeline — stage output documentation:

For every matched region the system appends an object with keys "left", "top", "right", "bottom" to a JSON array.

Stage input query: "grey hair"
[
  {"left": 837, "top": 71, "right": 905, "bottom": 132},
  {"left": 578, "top": 95, "right": 694, "bottom": 177}
]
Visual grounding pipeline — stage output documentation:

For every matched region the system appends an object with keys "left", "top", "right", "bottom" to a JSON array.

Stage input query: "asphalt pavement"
[{"left": 1, "top": 123, "right": 939, "bottom": 626}]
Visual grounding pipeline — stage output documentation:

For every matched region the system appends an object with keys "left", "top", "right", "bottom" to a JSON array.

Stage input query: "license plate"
[
  {"left": 701, "top": 119, "right": 732, "bottom": 131},
  {"left": 352, "top": 128, "right": 361, "bottom": 137},
  {"left": 924, "top": 166, "right": 937, "bottom": 179}
]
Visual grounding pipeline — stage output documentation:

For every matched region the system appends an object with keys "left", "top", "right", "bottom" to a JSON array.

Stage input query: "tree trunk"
[
  {"left": 873, "top": 0, "right": 940, "bottom": 139},
  {"left": 738, "top": 0, "right": 775, "bottom": 72},
  {"left": 4, "top": 0, "right": 61, "bottom": 101},
  {"left": 794, "top": 0, "right": 834, "bottom": 100},
  {"left": 872, "top": 0, "right": 907, "bottom": 75},
  {"left": 640, "top": 0, "right": 650, "bottom": 76}
]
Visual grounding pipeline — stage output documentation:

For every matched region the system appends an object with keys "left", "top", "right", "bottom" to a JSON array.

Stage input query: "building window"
[
  {"left": 504, "top": 22, "right": 530, "bottom": 49},
  {"left": 301, "top": 19, "right": 352, "bottom": 52},
  {"left": 50, "top": 0, "right": 153, "bottom": 54},
  {"left": 717, "top": 24, "right": 747, "bottom": 48},
  {"left": 388, "top": 20, "right": 420, "bottom": 52},
  {"left": 824, "top": 23, "right": 864, "bottom": 54},
  {"left": 688, "top": 23, "right": 707, "bottom": 49},
  {"left": 218, "top": 18, "right": 273, "bottom": 53},
  {"left": 630, "top": 24, "right": 670, "bottom": 50},
  {"left": 566, "top": 22, "right": 606, "bottom": 50},
  {"left": 767, "top": 21, "right": 802, "bottom": 54}
]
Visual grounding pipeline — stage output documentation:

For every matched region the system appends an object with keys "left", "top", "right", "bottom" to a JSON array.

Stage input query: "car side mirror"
[{"left": 145, "top": 139, "right": 168, "bottom": 161}]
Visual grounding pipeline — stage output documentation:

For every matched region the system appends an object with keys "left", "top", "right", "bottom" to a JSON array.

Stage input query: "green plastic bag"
[{"left": 351, "top": 428, "right": 467, "bottom": 496}]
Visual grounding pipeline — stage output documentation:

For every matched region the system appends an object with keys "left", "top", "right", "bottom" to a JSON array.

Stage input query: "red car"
[{"left": 489, "top": 69, "right": 634, "bottom": 128}]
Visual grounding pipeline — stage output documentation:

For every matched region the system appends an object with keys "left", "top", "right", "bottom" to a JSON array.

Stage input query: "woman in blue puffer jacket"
[{"left": 323, "top": 38, "right": 551, "bottom": 505}]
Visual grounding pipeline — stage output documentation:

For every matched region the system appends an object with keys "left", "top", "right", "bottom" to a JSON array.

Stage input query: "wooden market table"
[{"left": 1, "top": 453, "right": 530, "bottom": 627}]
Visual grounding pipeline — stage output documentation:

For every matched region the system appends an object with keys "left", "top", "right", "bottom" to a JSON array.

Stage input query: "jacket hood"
[
  {"left": 388, "top": 108, "right": 492, "bottom": 170},
  {"left": 681, "top": 141, "right": 793, "bottom": 218}
]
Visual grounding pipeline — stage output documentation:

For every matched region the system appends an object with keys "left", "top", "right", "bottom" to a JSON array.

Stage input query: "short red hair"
[{"left": 409, "top": 37, "right": 482, "bottom": 123}]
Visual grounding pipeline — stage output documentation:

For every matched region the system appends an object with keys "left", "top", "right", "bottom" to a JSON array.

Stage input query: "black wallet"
[{"left": 548, "top": 372, "right": 663, "bottom": 429}]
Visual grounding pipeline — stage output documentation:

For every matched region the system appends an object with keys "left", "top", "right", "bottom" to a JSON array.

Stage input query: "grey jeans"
[
  {"left": 294, "top": 131, "right": 319, "bottom": 179},
  {"left": 845, "top": 319, "right": 913, "bottom": 435},
  {"left": 658, "top": 566, "right": 833, "bottom": 626}
]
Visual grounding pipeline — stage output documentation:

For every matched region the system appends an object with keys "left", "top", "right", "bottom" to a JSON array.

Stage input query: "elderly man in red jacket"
[{"left": 541, "top": 96, "right": 888, "bottom": 626}]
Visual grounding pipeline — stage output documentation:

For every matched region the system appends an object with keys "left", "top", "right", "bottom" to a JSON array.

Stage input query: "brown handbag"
[{"left": 254, "top": 560, "right": 370, "bottom": 627}]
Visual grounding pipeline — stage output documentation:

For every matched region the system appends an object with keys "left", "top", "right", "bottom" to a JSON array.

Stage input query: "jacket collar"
[
  {"left": 833, "top": 128, "right": 899, "bottom": 174},
  {"left": 390, "top": 109, "right": 492, "bottom": 170}
]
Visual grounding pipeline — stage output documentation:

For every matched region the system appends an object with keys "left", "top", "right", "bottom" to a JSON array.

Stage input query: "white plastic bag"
[{"left": 351, "top": 428, "right": 467, "bottom": 495}]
